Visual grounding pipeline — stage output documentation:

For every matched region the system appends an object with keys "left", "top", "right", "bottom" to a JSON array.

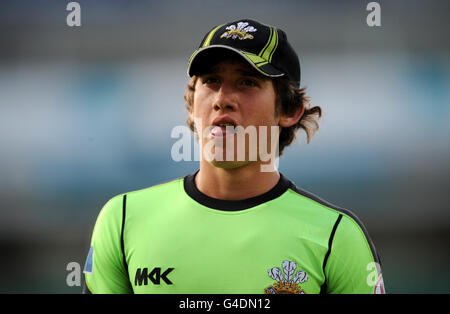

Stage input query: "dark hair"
[
  {"left": 184, "top": 76, "right": 322, "bottom": 156},
  {"left": 272, "top": 78, "right": 322, "bottom": 155}
]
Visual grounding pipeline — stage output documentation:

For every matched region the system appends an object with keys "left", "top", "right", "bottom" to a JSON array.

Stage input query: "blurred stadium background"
[{"left": 0, "top": 0, "right": 449, "bottom": 293}]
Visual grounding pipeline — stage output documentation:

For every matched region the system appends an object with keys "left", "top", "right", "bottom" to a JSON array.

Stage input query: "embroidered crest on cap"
[{"left": 220, "top": 22, "right": 257, "bottom": 40}]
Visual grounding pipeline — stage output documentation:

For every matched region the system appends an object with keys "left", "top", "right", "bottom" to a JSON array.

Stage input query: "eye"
[
  {"left": 240, "top": 78, "right": 259, "bottom": 87},
  {"left": 202, "top": 76, "right": 220, "bottom": 85}
]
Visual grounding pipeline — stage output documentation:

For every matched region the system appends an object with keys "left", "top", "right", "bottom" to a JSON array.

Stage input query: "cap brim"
[{"left": 187, "top": 45, "right": 285, "bottom": 79}]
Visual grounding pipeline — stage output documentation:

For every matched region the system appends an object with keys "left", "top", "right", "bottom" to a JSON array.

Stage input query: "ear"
[{"left": 278, "top": 105, "right": 305, "bottom": 128}]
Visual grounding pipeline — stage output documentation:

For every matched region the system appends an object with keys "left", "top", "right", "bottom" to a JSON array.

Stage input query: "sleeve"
[
  {"left": 323, "top": 214, "right": 385, "bottom": 294},
  {"left": 82, "top": 194, "right": 133, "bottom": 294}
]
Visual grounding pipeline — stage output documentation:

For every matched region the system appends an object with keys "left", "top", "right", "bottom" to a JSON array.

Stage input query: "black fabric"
[
  {"left": 121, "top": 194, "right": 134, "bottom": 293},
  {"left": 319, "top": 214, "right": 343, "bottom": 294},
  {"left": 183, "top": 170, "right": 290, "bottom": 211},
  {"left": 189, "top": 19, "right": 301, "bottom": 86},
  {"left": 82, "top": 277, "right": 92, "bottom": 294}
]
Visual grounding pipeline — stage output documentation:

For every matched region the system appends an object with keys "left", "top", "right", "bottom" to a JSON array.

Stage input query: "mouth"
[
  {"left": 210, "top": 123, "right": 237, "bottom": 139},
  {"left": 209, "top": 117, "right": 238, "bottom": 139}
]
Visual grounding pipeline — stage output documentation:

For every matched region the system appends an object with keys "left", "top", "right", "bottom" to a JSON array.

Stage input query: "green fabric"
[
  {"left": 258, "top": 27, "right": 278, "bottom": 63},
  {"left": 84, "top": 194, "right": 130, "bottom": 294},
  {"left": 85, "top": 177, "right": 381, "bottom": 294},
  {"left": 242, "top": 51, "right": 269, "bottom": 68},
  {"left": 202, "top": 24, "right": 224, "bottom": 47}
]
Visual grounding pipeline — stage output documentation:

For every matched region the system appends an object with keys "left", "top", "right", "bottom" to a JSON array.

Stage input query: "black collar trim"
[{"left": 183, "top": 170, "right": 291, "bottom": 211}]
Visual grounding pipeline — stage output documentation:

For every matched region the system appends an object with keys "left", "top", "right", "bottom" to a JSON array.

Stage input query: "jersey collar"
[{"left": 183, "top": 170, "right": 292, "bottom": 211}]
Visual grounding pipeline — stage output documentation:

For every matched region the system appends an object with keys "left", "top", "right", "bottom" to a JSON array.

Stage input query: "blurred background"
[{"left": 0, "top": 0, "right": 449, "bottom": 293}]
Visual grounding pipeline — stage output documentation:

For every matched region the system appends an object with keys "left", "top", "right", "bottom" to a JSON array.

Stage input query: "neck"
[{"left": 195, "top": 160, "right": 280, "bottom": 200}]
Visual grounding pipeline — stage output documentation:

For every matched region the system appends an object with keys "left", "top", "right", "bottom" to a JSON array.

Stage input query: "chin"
[{"left": 209, "top": 160, "right": 253, "bottom": 170}]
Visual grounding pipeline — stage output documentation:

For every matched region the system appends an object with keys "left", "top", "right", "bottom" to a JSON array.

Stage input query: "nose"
[{"left": 213, "top": 81, "right": 238, "bottom": 112}]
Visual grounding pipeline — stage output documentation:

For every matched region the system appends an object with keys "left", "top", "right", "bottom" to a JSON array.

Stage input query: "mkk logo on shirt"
[{"left": 134, "top": 267, "right": 174, "bottom": 286}]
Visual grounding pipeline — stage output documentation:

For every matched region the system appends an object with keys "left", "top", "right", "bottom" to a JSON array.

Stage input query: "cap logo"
[{"left": 220, "top": 21, "right": 257, "bottom": 40}]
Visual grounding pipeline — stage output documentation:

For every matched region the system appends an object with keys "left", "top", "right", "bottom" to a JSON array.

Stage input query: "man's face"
[{"left": 190, "top": 58, "right": 280, "bottom": 170}]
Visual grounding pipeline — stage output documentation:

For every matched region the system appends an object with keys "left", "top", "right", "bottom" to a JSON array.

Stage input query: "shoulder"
[
  {"left": 96, "top": 176, "right": 184, "bottom": 219},
  {"left": 121, "top": 176, "right": 184, "bottom": 200},
  {"left": 285, "top": 179, "right": 380, "bottom": 264},
  {"left": 285, "top": 179, "right": 365, "bottom": 228},
  {"left": 93, "top": 193, "right": 125, "bottom": 232}
]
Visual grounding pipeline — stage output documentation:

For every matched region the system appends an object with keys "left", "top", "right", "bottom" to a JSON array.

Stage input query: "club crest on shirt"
[
  {"left": 220, "top": 22, "right": 257, "bottom": 40},
  {"left": 264, "top": 260, "right": 308, "bottom": 294}
]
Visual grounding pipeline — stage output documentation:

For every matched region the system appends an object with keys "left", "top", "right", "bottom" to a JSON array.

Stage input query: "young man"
[{"left": 83, "top": 19, "right": 385, "bottom": 294}]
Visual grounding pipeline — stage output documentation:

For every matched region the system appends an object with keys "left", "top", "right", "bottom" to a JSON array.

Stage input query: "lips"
[
  {"left": 210, "top": 116, "right": 238, "bottom": 139},
  {"left": 211, "top": 116, "right": 237, "bottom": 127},
  {"left": 210, "top": 125, "right": 235, "bottom": 138}
]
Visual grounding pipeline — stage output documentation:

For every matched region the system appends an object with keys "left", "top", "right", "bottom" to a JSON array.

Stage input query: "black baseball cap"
[{"left": 187, "top": 19, "right": 301, "bottom": 86}]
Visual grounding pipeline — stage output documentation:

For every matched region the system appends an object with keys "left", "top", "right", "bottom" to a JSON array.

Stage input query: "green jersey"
[{"left": 83, "top": 171, "right": 384, "bottom": 294}]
